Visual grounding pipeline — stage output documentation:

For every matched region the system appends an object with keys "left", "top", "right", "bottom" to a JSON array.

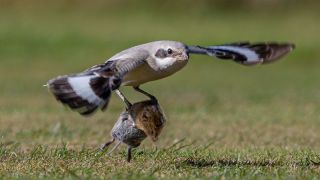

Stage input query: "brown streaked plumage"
[
  {"left": 130, "top": 99, "right": 166, "bottom": 142},
  {"left": 100, "top": 96, "right": 166, "bottom": 162}
]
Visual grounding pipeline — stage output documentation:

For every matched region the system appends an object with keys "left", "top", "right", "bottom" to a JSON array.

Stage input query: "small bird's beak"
[{"left": 176, "top": 49, "right": 189, "bottom": 61}]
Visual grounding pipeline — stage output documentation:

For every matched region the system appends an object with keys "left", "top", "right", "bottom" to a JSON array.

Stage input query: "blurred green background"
[{"left": 0, "top": 0, "right": 320, "bottom": 178}]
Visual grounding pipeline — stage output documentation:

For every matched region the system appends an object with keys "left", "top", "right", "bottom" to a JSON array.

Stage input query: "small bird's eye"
[{"left": 167, "top": 48, "right": 173, "bottom": 54}]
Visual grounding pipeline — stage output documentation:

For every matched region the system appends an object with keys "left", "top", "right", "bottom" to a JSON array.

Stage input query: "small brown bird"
[
  {"left": 129, "top": 98, "right": 166, "bottom": 142},
  {"left": 100, "top": 95, "right": 166, "bottom": 162}
]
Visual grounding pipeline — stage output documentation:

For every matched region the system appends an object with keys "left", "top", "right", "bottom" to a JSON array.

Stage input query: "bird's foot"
[{"left": 133, "top": 86, "right": 157, "bottom": 102}]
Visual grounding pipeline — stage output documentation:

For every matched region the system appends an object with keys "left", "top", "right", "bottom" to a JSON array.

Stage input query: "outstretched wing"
[
  {"left": 187, "top": 42, "right": 295, "bottom": 65},
  {"left": 47, "top": 50, "right": 148, "bottom": 116}
]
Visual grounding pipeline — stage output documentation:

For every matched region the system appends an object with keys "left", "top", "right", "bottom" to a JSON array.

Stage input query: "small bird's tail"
[{"left": 47, "top": 72, "right": 120, "bottom": 116}]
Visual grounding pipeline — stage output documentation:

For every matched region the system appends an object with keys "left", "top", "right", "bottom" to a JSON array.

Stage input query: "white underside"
[
  {"left": 122, "top": 60, "right": 187, "bottom": 87},
  {"left": 154, "top": 57, "right": 177, "bottom": 70}
]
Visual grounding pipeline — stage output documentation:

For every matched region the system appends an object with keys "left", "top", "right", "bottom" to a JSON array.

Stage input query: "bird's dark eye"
[{"left": 167, "top": 48, "right": 173, "bottom": 54}]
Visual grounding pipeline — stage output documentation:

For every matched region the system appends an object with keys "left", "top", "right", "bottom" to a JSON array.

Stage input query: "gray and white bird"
[{"left": 47, "top": 40, "right": 295, "bottom": 115}]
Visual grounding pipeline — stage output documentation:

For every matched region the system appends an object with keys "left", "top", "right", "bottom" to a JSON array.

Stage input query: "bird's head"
[{"left": 150, "top": 41, "right": 189, "bottom": 70}]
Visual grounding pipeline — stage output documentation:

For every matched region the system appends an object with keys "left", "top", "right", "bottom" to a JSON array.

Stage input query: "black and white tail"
[{"left": 47, "top": 66, "right": 121, "bottom": 116}]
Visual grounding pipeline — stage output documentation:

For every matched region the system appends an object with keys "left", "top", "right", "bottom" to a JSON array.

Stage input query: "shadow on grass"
[{"left": 180, "top": 158, "right": 320, "bottom": 168}]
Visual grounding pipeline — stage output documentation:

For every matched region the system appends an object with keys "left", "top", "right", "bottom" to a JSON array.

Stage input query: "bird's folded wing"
[
  {"left": 187, "top": 42, "right": 295, "bottom": 65},
  {"left": 98, "top": 50, "right": 149, "bottom": 77}
]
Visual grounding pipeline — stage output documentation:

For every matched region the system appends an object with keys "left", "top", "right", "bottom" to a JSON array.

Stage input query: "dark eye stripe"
[{"left": 155, "top": 49, "right": 167, "bottom": 58}]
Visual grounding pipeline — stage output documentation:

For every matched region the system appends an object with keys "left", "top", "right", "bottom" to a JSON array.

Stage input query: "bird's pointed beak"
[
  {"left": 176, "top": 49, "right": 189, "bottom": 61},
  {"left": 182, "top": 52, "right": 189, "bottom": 60}
]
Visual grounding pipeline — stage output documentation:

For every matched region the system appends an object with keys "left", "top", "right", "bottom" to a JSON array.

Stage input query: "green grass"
[{"left": 1, "top": 2, "right": 320, "bottom": 179}]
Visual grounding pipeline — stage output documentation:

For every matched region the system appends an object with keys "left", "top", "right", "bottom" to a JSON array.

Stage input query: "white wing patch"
[
  {"left": 68, "top": 75, "right": 105, "bottom": 106},
  {"left": 209, "top": 46, "right": 261, "bottom": 63}
]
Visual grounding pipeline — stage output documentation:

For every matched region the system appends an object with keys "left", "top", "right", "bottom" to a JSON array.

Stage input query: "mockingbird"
[{"left": 47, "top": 40, "right": 294, "bottom": 115}]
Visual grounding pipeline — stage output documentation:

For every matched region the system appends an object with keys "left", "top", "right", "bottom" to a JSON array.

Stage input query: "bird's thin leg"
[
  {"left": 100, "top": 138, "right": 115, "bottom": 150},
  {"left": 115, "top": 89, "right": 132, "bottom": 108},
  {"left": 127, "top": 147, "right": 132, "bottom": 162},
  {"left": 133, "top": 86, "right": 157, "bottom": 101},
  {"left": 106, "top": 141, "right": 121, "bottom": 156}
]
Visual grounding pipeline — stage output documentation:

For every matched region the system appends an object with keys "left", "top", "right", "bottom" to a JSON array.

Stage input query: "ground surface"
[{"left": 0, "top": 2, "right": 320, "bottom": 179}]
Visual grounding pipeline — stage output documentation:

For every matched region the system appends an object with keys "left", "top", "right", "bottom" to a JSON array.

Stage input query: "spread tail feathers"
[{"left": 47, "top": 73, "right": 121, "bottom": 116}]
